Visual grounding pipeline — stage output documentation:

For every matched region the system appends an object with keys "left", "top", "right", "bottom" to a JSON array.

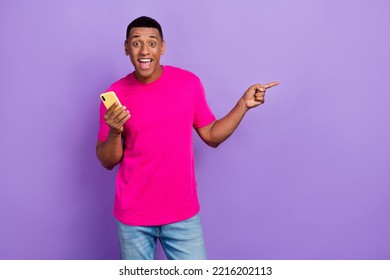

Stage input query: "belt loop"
[{"left": 156, "top": 226, "right": 161, "bottom": 237}]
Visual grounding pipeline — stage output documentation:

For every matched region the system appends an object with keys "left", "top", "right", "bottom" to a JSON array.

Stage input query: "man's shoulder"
[
  {"left": 165, "top": 65, "right": 200, "bottom": 82},
  {"left": 113, "top": 73, "right": 133, "bottom": 86},
  {"left": 105, "top": 73, "right": 133, "bottom": 92}
]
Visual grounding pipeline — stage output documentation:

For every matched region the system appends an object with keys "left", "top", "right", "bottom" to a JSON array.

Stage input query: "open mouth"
[{"left": 138, "top": 59, "right": 152, "bottom": 70}]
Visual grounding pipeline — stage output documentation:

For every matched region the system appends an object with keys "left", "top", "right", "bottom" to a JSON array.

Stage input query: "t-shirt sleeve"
[{"left": 193, "top": 79, "right": 216, "bottom": 128}]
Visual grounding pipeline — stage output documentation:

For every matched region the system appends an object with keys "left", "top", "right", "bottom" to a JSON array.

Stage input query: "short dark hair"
[{"left": 126, "top": 16, "right": 163, "bottom": 40}]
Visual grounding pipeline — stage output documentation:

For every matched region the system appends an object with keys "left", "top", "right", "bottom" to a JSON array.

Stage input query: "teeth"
[{"left": 139, "top": 59, "right": 151, "bottom": 62}]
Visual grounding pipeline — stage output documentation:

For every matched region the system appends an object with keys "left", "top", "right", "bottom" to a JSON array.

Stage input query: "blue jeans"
[{"left": 116, "top": 213, "right": 207, "bottom": 260}]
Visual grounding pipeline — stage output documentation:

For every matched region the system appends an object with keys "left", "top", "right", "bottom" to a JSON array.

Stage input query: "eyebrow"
[{"left": 131, "top": 35, "right": 159, "bottom": 40}]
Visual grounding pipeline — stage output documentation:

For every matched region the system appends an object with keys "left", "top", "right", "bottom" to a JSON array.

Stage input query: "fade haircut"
[{"left": 126, "top": 16, "right": 163, "bottom": 40}]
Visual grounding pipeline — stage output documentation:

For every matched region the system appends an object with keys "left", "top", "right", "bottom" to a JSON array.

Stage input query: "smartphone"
[{"left": 100, "top": 91, "right": 122, "bottom": 110}]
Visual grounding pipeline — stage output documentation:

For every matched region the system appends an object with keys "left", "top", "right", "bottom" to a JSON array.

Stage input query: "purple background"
[{"left": 0, "top": 0, "right": 389, "bottom": 260}]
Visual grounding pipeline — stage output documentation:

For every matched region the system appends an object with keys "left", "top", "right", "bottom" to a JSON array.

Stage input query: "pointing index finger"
[{"left": 262, "top": 81, "right": 280, "bottom": 89}]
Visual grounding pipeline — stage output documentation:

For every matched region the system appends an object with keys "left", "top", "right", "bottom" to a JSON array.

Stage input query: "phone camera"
[{"left": 101, "top": 96, "right": 106, "bottom": 101}]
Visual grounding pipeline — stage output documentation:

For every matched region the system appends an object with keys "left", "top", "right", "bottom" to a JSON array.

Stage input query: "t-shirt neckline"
[{"left": 129, "top": 65, "right": 167, "bottom": 86}]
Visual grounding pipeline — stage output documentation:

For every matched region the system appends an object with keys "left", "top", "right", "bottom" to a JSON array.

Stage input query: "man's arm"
[
  {"left": 196, "top": 81, "right": 279, "bottom": 148},
  {"left": 96, "top": 102, "right": 131, "bottom": 170}
]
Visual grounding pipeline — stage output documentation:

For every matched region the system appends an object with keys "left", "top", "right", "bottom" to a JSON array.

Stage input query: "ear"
[
  {"left": 160, "top": 40, "right": 166, "bottom": 55},
  {"left": 124, "top": 40, "right": 129, "bottom": 56}
]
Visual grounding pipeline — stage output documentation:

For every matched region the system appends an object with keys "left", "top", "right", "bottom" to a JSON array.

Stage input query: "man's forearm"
[
  {"left": 209, "top": 99, "right": 249, "bottom": 147},
  {"left": 96, "top": 131, "right": 124, "bottom": 170}
]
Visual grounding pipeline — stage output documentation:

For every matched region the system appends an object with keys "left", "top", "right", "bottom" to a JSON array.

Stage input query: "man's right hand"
[{"left": 104, "top": 102, "right": 131, "bottom": 135}]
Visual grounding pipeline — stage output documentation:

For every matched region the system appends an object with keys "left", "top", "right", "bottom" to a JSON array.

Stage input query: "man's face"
[{"left": 125, "top": 27, "right": 165, "bottom": 83}]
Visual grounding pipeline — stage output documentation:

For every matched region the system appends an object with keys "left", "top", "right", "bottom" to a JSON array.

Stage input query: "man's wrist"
[
  {"left": 108, "top": 129, "right": 122, "bottom": 138},
  {"left": 237, "top": 98, "right": 250, "bottom": 112}
]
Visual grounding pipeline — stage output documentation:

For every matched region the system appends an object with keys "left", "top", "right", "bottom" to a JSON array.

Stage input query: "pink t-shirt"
[{"left": 98, "top": 66, "right": 216, "bottom": 226}]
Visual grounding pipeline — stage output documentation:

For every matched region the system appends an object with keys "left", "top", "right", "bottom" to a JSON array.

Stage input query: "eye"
[
  {"left": 132, "top": 41, "right": 140, "bottom": 47},
  {"left": 149, "top": 41, "right": 157, "bottom": 47}
]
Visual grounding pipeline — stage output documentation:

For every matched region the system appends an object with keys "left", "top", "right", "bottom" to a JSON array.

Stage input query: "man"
[{"left": 96, "top": 16, "right": 279, "bottom": 260}]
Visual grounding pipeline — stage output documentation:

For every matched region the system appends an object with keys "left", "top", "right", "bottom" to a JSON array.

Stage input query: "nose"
[{"left": 140, "top": 43, "right": 149, "bottom": 56}]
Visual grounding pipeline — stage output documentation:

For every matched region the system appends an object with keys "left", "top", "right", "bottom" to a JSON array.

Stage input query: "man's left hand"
[{"left": 242, "top": 81, "right": 280, "bottom": 109}]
